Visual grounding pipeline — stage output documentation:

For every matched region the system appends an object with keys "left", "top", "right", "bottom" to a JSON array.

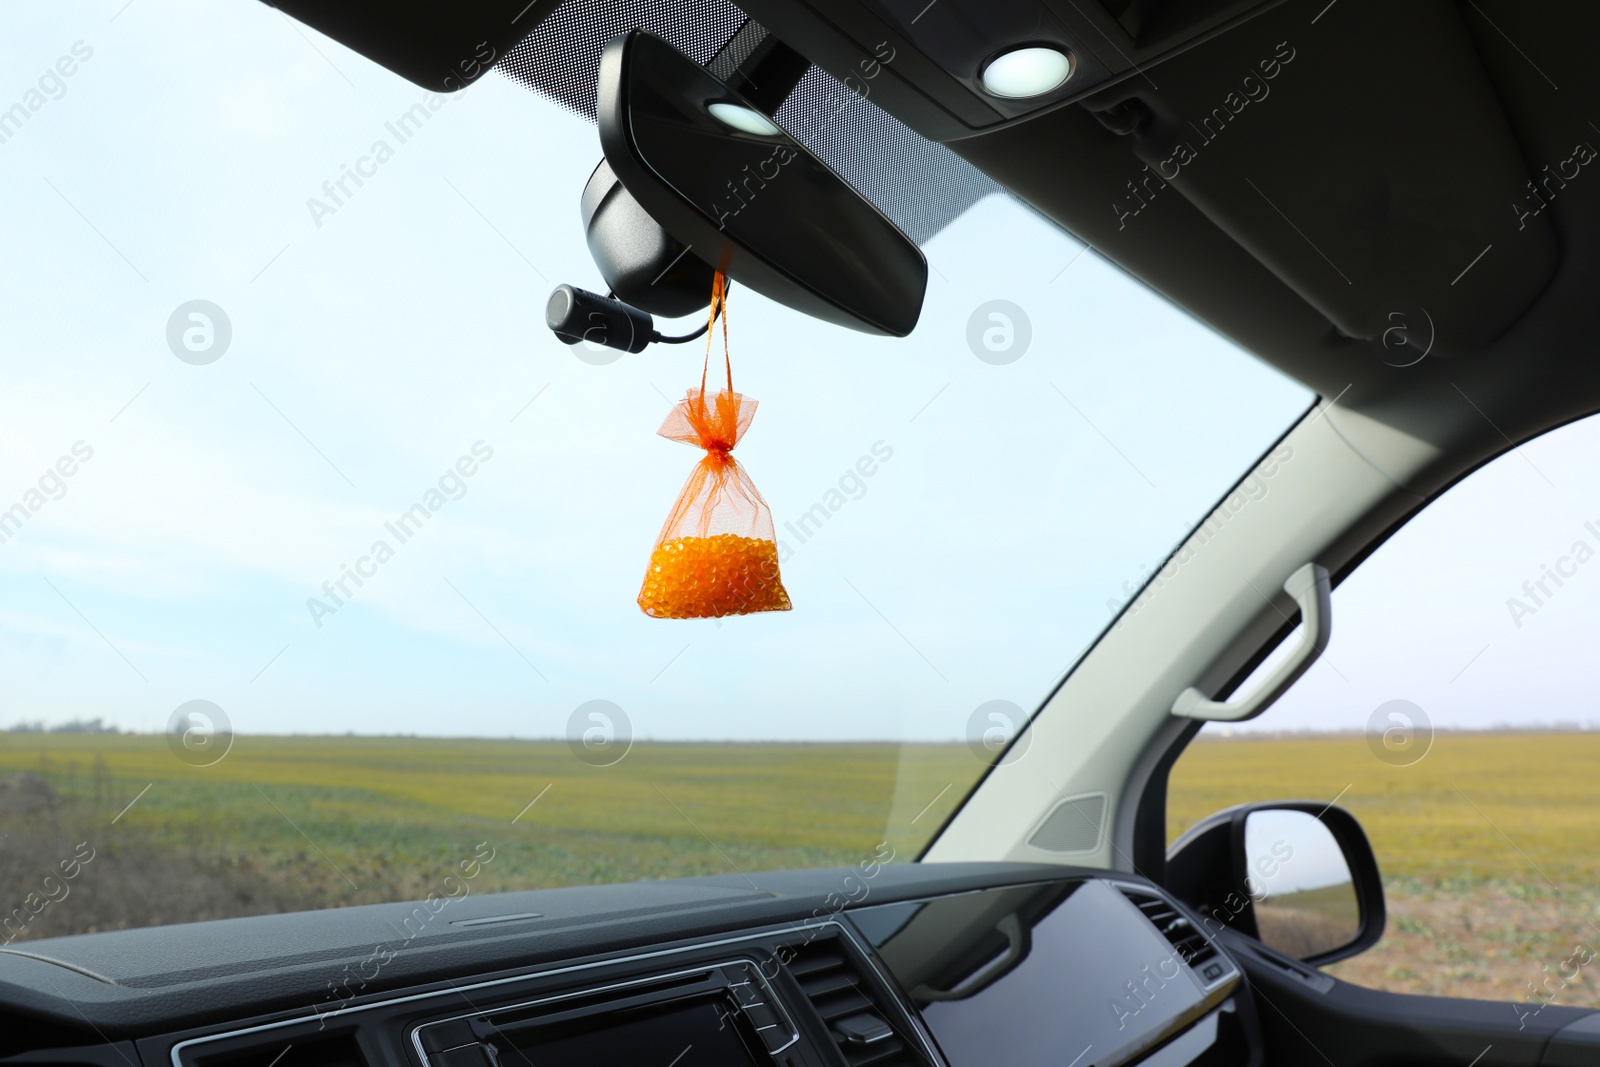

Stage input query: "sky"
[
  {"left": 0, "top": 0, "right": 1316, "bottom": 742},
  {"left": 1243, "top": 808, "right": 1353, "bottom": 895}
]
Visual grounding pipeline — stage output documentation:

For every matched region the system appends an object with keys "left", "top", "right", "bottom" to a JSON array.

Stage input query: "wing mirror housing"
[{"left": 1166, "top": 801, "right": 1385, "bottom": 966}]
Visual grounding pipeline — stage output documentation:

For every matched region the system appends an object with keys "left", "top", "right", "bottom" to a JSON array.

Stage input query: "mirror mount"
[
  {"left": 579, "top": 158, "right": 716, "bottom": 320},
  {"left": 1167, "top": 801, "right": 1385, "bottom": 968},
  {"left": 544, "top": 28, "right": 824, "bottom": 355},
  {"left": 706, "top": 21, "right": 811, "bottom": 116}
]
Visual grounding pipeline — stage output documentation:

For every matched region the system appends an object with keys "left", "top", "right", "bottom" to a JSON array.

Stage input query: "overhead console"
[
  {"left": 727, "top": 0, "right": 1564, "bottom": 365},
  {"left": 0, "top": 868, "right": 1253, "bottom": 1067},
  {"left": 728, "top": 0, "right": 1285, "bottom": 138}
]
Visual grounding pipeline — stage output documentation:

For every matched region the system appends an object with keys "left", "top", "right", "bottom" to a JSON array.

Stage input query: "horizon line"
[{"left": 8, "top": 725, "right": 1600, "bottom": 743}]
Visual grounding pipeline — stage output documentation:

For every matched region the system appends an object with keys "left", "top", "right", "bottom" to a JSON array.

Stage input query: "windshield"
[{"left": 0, "top": 2, "right": 1309, "bottom": 936}]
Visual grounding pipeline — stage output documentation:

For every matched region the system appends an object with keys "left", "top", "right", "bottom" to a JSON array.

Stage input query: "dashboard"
[{"left": 0, "top": 865, "right": 1255, "bottom": 1067}]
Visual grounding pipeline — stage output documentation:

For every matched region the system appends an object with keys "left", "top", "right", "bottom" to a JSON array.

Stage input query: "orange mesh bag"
[{"left": 637, "top": 274, "right": 791, "bottom": 619}]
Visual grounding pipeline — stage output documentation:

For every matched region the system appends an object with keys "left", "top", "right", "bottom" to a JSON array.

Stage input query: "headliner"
[{"left": 271, "top": 0, "right": 1600, "bottom": 496}]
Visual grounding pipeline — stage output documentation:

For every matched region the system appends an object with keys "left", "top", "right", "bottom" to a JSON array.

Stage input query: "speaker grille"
[{"left": 1027, "top": 793, "right": 1107, "bottom": 853}]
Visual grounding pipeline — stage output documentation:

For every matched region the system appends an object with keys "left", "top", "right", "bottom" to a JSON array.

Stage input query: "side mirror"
[
  {"left": 1166, "top": 801, "right": 1385, "bottom": 966},
  {"left": 596, "top": 30, "right": 928, "bottom": 337}
]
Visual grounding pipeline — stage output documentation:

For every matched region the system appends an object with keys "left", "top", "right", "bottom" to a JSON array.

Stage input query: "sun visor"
[{"left": 1101, "top": 0, "right": 1558, "bottom": 356}]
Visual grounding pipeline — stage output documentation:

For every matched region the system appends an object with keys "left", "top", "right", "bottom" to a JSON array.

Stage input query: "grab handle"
[{"left": 1171, "top": 563, "right": 1330, "bottom": 723}]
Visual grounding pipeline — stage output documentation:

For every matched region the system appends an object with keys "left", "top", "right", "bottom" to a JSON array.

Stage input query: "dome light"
[
  {"left": 707, "top": 102, "right": 782, "bottom": 137},
  {"left": 980, "top": 46, "right": 1075, "bottom": 99}
]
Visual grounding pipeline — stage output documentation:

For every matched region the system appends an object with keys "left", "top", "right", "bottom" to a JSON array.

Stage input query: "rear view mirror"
[
  {"left": 1167, "top": 801, "right": 1385, "bottom": 966},
  {"left": 596, "top": 30, "right": 928, "bottom": 337}
]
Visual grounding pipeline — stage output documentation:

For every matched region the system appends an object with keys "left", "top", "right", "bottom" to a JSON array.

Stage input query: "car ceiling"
[{"left": 269, "top": 0, "right": 1600, "bottom": 500}]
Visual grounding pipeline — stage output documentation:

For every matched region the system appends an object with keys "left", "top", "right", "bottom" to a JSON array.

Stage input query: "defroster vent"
[{"left": 779, "top": 936, "right": 926, "bottom": 1067}]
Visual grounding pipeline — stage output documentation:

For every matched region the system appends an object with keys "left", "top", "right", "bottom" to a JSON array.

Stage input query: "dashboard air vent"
[
  {"left": 1118, "top": 886, "right": 1219, "bottom": 970},
  {"left": 779, "top": 936, "right": 923, "bottom": 1067}
]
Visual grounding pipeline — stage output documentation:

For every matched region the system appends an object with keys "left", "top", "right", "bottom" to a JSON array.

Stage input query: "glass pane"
[
  {"left": 0, "top": 1, "right": 1310, "bottom": 937},
  {"left": 1244, "top": 809, "right": 1359, "bottom": 958}
]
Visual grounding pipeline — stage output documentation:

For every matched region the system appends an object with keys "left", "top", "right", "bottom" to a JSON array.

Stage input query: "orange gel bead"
[{"left": 637, "top": 534, "right": 792, "bottom": 619}]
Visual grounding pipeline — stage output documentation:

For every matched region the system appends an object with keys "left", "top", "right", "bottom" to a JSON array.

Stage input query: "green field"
[
  {"left": 0, "top": 734, "right": 978, "bottom": 938},
  {"left": 1170, "top": 731, "right": 1600, "bottom": 1005},
  {"left": 1254, "top": 883, "right": 1361, "bottom": 960},
  {"left": 4, "top": 730, "right": 1597, "bottom": 1009}
]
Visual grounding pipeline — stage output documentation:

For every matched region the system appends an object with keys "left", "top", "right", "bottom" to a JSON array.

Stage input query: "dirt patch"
[
  {"left": 0, "top": 813, "right": 329, "bottom": 942},
  {"left": 0, "top": 775, "right": 58, "bottom": 818},
  {"left": 1326, "top": 881, "right": 1600, "bottom": 1009}
]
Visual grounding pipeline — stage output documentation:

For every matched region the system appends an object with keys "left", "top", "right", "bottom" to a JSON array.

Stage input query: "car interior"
[{"left": 4, "top": 1, "right": 1600, "bottom": 1066}]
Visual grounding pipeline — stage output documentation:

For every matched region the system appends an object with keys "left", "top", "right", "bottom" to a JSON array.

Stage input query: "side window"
[{"left": 1169, "top": 413, "right": 1600, "bottom": 1011}]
